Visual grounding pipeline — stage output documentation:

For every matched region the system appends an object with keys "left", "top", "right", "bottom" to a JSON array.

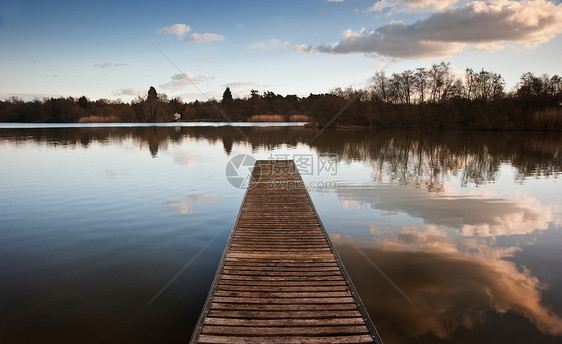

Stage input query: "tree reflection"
[{"left": 1, "top": 127, "right": 560, "bottom": 187}]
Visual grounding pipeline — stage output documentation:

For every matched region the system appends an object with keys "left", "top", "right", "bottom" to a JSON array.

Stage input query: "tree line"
[
  {"left": 312, "top": 62, "right": 561, "bottom": 130},
  {"left": 1, "top": 62, "right": 560, "bottom": 130}
]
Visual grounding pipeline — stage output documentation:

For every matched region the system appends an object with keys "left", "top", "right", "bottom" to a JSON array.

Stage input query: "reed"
[
  {"left": 78, "top": 115, "right": 120, "bottom": 123},
  {"left": 248, "top": 114, "right": 285, "bottom": 122},
  {"left": 531, "top": 108, "right": 562, "bottom": 130},
  {"left": 288, "top": 114, "right": 310, "bottom": 122}
]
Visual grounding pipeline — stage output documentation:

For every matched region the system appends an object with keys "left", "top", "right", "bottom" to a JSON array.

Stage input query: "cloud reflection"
[
  {"left": 164, "top": 200, "right": 193, "bottom": 214},
  {"left": 190, "top": 194, "right": 221, "bottom": 204},
  {"left": 164, "top": 193, "right": 222, "bottom": 214},
  {"left": 333, "top": 226, "right": 562, "bottom": 340},
  {"left": 337, "top": 184, "right": 560, "bottom": 236}
]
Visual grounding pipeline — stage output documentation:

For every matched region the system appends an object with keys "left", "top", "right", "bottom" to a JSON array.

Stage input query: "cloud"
[
  {"left": 158, "top": 23, "right": 191, "bottom": 37},
  {"left": 294, "top": 44, "right": 317, "bottom": 54},
  {"left": 332, "top": 227, "right": 562, "bottom": 339},
  {"left": 112, "top": 87, "right": 146, "bottom": 97},
  {"left": 368, "top": 0, "right": 458, "bottom": 13},
  {"left": 160, "top": 72, "right": 213, "bottom": 91},
  {"left": 158, "top": 24, "right": 223, "bottom": 42},
  {"left": 300, "top": 0, "right": 562, "bottom": 59},
  {"left": 185, "top": 33, "right": 225, "bottom": 43},
  {"left": 328, "top": 0, "right": 345, "bottom": 2},
  {"left": 248, "top": 39, "right": 291, "bottom": 51},
  {"left": 336, "top": 184, "right": 561, "bottom": 237},
  {"left": 94, "top": 61, "right": 128, "bottom": 69}
]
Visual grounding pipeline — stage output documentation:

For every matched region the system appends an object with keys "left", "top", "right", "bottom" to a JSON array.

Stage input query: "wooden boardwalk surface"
[{"left": 190, "top": 160, "right": 382, "bottom": 344}]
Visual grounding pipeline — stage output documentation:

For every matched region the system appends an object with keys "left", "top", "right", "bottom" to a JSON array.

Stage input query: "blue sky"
[{"left": 1, "top": 0, "right": 561, "bottom": 102}]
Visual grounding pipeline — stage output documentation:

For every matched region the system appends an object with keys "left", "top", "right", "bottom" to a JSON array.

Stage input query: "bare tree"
[{"left": 414, "top": 67, "right": 428, "bottom": 104}]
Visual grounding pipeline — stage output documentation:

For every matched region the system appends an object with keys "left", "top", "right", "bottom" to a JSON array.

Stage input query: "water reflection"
[
  {"left": 1, "top": 125, "right": 561, "bottom": 343},
  {"left": 336, "top": 184, "right": 560, "bottom": 237},
  {"left": 1, "top": 126, "right": 560, "bottom": 183},
  {"left": 333, "top": 227, "right": 562, "bottom": 343},
  {"left": 164, "top": 194, "right": 223, "bottom": 215}
]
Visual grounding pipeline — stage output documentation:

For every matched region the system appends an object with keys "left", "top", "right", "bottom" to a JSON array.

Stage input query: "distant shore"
[{"left": 2, "top": 63, "right": 560, "bottom": 131}]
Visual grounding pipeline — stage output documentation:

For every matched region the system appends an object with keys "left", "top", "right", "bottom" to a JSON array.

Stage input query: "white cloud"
[
  {"left": 158, "top": 23, "right": 223, "bottom": 43},
  {"left": 294, "top": 44, "right": 317, "bottom": 54},
  {"left": 185, "top": 33, "right": 225, "bottom": 43},
  {"left": 112, "top": 87, "right": 146, "bottom": 97},
  {"left": 160, "top": 72, "right": 213, "bottom": 91},
  {"left": 301, "top": 0, "right": 562, "bottom": 59},
  {"left": 158, "top": 23, "right": 191, "bottom": 37},
  {"left": 94, "top": 61, "right": 128, "bottom": 69},
  {"left": 328, "top": 0, "right": 345, "bottom": 2},
  {"left": 248, "top": 39, "right": 290, "bottom": 51},
  {"left": 368, "top": 0, "right": 458, "bottom": 13}
]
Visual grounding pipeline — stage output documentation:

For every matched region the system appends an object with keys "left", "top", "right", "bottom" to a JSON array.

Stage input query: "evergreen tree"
[
  {"left": 222, "top": 87, "right": 233, "bottom": 104},
  {"left": 147, "top": 86, "right": 158, "bottom": 101}
]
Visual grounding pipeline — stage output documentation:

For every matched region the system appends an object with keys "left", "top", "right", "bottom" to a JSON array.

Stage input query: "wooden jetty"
[{"left": 190, "top": 160, "right": 382, "bottom": 344}]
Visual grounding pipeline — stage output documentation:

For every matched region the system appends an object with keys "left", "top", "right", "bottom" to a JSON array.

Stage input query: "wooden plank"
[
  {"left": 203, "top": 317, "right": 366, "bottom": 326},
  {"left": 218, "top": 281, "right": 348, "bottom": 288},
  {"left": 217, "top": 285, "right": 349, "bottom": 292},
  {"left": 213, "top": 291, "right": 352, "bottom": 298},
  {"left": 197, "top": 334, "right": 376, "bottom": 344},
  {"left": 201, "top": 325, "right": 370, "bottom": 336},
  {"left": 211, "top": 296, "right": 357, "bottom": 304},
  {"left": 208, "top": 303, "right": 360, "bottom": 311},
  {"left": 190, "top": 160, "right": 382, "bottom": 344},
  {"left": 206, "top": 310, "right": 363, "bottom": 319}
]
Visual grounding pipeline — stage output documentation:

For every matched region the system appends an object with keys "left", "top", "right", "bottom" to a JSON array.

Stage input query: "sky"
[{"left": 0, "top": 0, "right": 561, "bottom": 102}]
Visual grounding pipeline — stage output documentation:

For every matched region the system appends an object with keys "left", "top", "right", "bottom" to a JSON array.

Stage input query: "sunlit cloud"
[
  {"left": 294, "top": 44, "right": 317, "bottom": 54},
  {"left": 158, "top": 23, "right": 191, "bottom": 37},
  {"left": 160, "top": 72, "right": 213, "bottom": 91},
  {"left": 248, "top": 39, "right": 290, "bottom": 51},
  {"left": 299, "top": 0, "right": 562, "bottom": 59},
  {"left": 368, "top": 0, "right": 458, "bottom": 13},
  {"left": 333, "top": 226, "right": 562, "bottom": 339},
  {"left": 158, "top": 24, "right": 223, "bottom": 43},
  {"left": 185, "top": 33, "right": 225, "bottom": 43}
]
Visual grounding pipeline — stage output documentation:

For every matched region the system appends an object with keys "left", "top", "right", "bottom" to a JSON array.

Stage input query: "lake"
[{"left": 1, "top": 123, "right": 561, "bottom": 343}]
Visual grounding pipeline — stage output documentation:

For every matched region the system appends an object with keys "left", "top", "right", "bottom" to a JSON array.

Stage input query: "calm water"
[{"left": 1, "top": 124, "right": 561, "bottom": 343}]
